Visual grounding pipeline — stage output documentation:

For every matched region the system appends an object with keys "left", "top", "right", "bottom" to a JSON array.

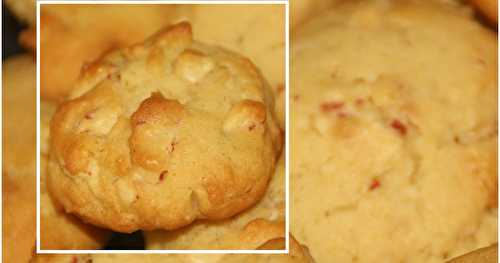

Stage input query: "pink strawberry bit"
[
  {"left": 320, "top": 101, "right": 344, "bottom": 112},
  {"left": 369, "top": 179, "right": 380, "bottom": 191},
  {"left": 390, "top": 119, "right": 407, "bottom": 135}
]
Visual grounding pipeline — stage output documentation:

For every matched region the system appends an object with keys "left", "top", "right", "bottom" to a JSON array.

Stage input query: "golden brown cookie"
[
  {"left": 470, "top": 0, "right": 498, "bottom": 23},
  {"left": 40, "top": 103, "right": 111, "bottom": 249},
  {"left": 291, "top": 0, "right": 497, "bottom": 262},
  {"left": 145, "top": 153, "right": 285, "bottom": 249},
  {"left": 447, "top": 244, "right": 498, "bottom": 263},
  {"left": 2, "top": 55, "right": 37, "bottom": 263},
  {"left": 48, "top": 22, "right": 282, "bottom": 233},
  {"left": 30, "top": 235, "right": 314, "bottom": 263}
]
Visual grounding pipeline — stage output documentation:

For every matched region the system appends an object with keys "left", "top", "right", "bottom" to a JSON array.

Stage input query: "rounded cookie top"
[
  {"left": 291, "top": 0, "right": 497, "bottom": 262},
  {"left": 48, "top": 22, "right": 282, "bottom": 233}
]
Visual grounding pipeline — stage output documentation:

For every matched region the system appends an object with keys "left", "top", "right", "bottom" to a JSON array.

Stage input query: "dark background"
[{"left": 2, "top": 3, "right": 145, "bottom": 250}]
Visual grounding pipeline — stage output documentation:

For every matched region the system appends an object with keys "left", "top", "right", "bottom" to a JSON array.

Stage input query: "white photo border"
[{"left": 35, "top": 0, "right": 290, "bottom": 255}]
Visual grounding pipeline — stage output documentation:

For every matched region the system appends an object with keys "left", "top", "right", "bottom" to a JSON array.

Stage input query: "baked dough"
[
  {"left": 2, "top": 55, "right": 37, "bottom": 263},
  {"left": 291, "top": 0, "right": 497, "bottom": 262},
  {"left": 145, "top": 153, "right": 285, "bottom": 249},
  {"left": 48, "top": 22, "right": 282, "bottom": 233}
]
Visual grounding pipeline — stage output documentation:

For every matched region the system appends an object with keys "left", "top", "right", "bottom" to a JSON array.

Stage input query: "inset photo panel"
[{"left": 5, "top": 0, "right": 289, "bottom": 256}]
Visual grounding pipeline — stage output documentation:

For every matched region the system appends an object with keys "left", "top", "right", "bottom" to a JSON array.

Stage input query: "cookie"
[
  {"left": 30, "top": 235, "right": 314, "bottom": 263},
  {"left": 2, "top": 55, "right": 37, "bottom": 263},
  {"left": 469, "top": 0, "right": 498, "bottom": 23},
  {"left": 40, "top": 103, "right": 111, "bottom": 249},
  {"left": 291, "top": 1, "right": 497, "bottom": 262},
  {"left": 145, "top": 152, "right": 285, "bottom": 249},
  {"left": 447, "top": 244, "right": 498, "bottom": 263},
  {"left": 48, "top": 22, "right": 282, "bottom": 233},
  {"left": 20, "top": 5, "right": 178, "bottom": 102},
  {"left": 4, "top": 0, "right": 35, "bottom": 24}
]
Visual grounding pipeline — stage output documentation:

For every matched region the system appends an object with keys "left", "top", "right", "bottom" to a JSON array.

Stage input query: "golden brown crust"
[{"left": 48, "top": 22, "right": 282, "bottom": 233}]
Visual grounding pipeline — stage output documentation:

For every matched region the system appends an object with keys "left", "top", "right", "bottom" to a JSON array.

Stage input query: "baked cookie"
[
  {"left": 48, "top": 22, "right": 282, "bottom": 233},
  {"left": 30, "top": 236, "right": 314, "bottom": 263},
  {"left": 2, "top": 55, "right": 37, "bottom": 263},
  {"left": 291, "top": 0, "right": 497, "bottom": 262},
  {"left": 40, "top": 103, "right": 111, "bottom": 249},
  {"left": 470, "top": 0, "right": 498, "bottom": 23},
  {"left": 4, "top": 0, "right": 35, "bottom": 24},
  {"left": 20, "top": 5, "right": 178, "bottom": 102},
  {"left": 145, "top": 152, "right": 285, "bottom": 249},
  {"left": 448, "top": 244, "right": 498, "bottom": 263}
]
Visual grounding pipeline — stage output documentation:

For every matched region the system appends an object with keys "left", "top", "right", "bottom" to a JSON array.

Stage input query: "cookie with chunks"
[
  {"left": 48, "top": 22, "right": 282, "bottom": 233},
  {"left": 291, "top": 0, "right": 497, "bottom": 262}
]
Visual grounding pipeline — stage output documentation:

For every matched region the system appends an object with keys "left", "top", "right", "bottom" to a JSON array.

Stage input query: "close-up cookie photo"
[
  {"left": 2, "top": 0, "right": 499, "bottom": 262},
  {"left": 3, "top": 0, "right": 290, "bottom": 257}
]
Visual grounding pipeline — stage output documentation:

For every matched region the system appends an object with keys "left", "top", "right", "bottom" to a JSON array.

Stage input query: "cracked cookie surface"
[
  {"left": 291, "top": 1, "right": 497, "bottom": 262},
  {"left": 48, "top": 22, "right": 282, "bottom": 233}
]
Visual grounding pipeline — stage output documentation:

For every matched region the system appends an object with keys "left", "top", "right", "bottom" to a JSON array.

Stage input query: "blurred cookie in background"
[
  {"left": 3, "top": 54, "right": 37, "bottom": 263},
  {"left": 291, "top": 0, "right": 497, "bottom": 262}
]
